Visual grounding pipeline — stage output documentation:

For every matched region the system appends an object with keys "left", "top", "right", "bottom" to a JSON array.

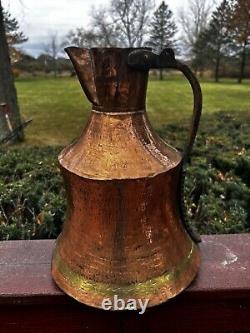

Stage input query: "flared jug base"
[{"left": 51, "top": 242, "right": 200, "bottom": 310}]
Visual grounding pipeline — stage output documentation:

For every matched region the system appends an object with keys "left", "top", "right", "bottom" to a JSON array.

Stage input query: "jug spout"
[
  {"left": 65, "top": 47, "right": 98, "bottom": 105},
  {"left": 66, "top": 47, "right": 149, "bottom": 112}
]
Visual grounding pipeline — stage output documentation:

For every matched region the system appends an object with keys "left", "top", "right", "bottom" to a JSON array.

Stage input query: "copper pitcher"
[{"left": 51, "top": 47, "right": 202, "bottom": 310}]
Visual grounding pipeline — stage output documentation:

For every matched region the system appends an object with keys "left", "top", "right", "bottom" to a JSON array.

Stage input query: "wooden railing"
[{"left": 0, "top": 234, "right": 249, "bottom": 333}]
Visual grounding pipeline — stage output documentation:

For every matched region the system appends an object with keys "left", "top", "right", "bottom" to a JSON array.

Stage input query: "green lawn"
[{"left": 16, "top": 76, "right": 250, "bottom": 146}]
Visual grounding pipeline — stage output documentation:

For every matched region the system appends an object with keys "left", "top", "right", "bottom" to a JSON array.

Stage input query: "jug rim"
[{"left": 65, "top": 46, "right": 152, "bottom": 51}]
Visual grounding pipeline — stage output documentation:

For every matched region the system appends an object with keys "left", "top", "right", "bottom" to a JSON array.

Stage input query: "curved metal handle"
[
  {"left": 172, "top": 61, "right": 202, "bottom": 243},
  {"left": 170, "top": 61, "right": 202, "bottom": 243},
  {"left": 170, "top": 60, "right": 202, "bottom": 161},
  {"left": 128, "top": 48, "right": 202, "bottom": 243}
]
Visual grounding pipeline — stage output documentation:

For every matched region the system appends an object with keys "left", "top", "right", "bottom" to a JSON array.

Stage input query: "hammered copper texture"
[{"left": 51, "top": 47, "right": 201, "bottom": 309}]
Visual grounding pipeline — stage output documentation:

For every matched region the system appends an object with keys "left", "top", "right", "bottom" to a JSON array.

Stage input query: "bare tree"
[
  {"left": 63, "top": 6, "right": 118, "bottom": 49},
  {"left": 65, "top": 1, "right": 153, "bottom": 48},
  {"left": 64, "top": 28, "right": 100, "bottom": 48},
  {"left": 91, "top": 6, "right": 119, "bottom": 47},
  {"left": 0, "top": 0, "right": 23, "bottom": 141},
  {"left": 44, "top": 33, "right": 61, "bottom": 77},
  {"left": 178, "top": 0, "right": 215, "bottom": 58},
  {"left": 110, "top": 0, "right": 154, "bottom": 47}
]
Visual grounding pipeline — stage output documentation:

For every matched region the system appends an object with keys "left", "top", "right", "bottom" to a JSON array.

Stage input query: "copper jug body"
[{"left": 51, "top": 47, "right": 202, "bottom": 309}]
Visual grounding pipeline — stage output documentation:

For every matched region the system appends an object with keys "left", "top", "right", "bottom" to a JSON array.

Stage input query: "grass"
[{"left": 16, "top": 75, "right": 250, "bottom": 146}]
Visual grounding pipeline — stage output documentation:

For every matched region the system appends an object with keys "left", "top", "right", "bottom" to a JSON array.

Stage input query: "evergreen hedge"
[{"left": 0, "top": 112, "right": 249, "bottom": 240}]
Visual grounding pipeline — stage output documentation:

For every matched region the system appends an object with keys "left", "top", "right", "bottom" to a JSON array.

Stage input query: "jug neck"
[{"left": 66, "top": 47, "right": 150, "bottom": 113}]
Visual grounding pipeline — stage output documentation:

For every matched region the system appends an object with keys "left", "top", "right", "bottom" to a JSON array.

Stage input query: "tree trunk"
[
  {"left": 238, "top": 41, "right": 247, "bottom": 84},
  {"left": 215, "top": 52, "right": 221, "bottom": 83},
  {"left": 53, "top": 57, "right": 57, "bottom": 78},
  {"left": 0, "top": 0, "right": 23, "bottom": 141},
  {"left": 159, "top": 69, "right": 163, "bottom": 80}
]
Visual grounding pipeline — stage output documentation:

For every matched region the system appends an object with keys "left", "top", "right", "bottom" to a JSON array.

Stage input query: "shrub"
[
  {"left": 159, "top": 111, "right": 250, "bottom": 235},
  {"left": 0, "top": 111, "right": 249, "bottom": 240},
  {"left": 0, "top": 147, "right": 65, "bottom": 240}
]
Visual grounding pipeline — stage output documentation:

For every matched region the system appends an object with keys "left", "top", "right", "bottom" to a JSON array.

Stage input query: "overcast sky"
[{"left": 2, "top": 0, "right": 196, "bottom": 57}]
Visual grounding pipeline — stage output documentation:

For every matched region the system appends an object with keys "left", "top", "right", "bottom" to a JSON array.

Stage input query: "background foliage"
[{"left": 0, "top": 147, "right": 64, "bottom": 240}]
